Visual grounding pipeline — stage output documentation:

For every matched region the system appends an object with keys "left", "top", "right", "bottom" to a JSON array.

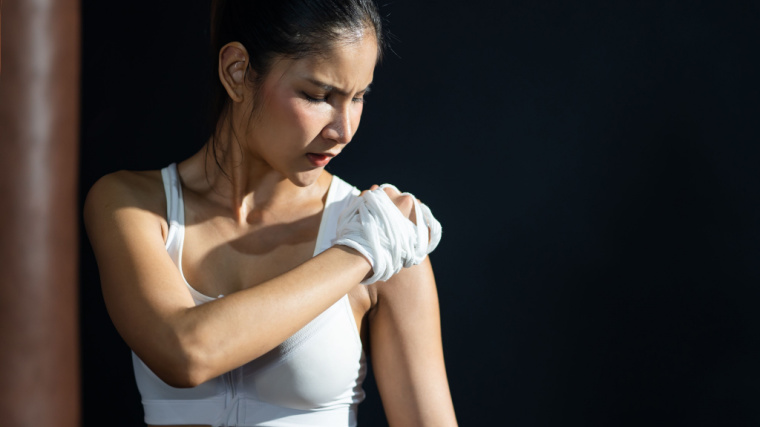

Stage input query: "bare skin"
[{"left": 84, "top": 31, "right": 456, "bottom": 427}]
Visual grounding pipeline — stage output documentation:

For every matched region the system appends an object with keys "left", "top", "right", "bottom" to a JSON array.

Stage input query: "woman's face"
[{"left": 244, "top": 32, "right": 378, "bottom": 187}]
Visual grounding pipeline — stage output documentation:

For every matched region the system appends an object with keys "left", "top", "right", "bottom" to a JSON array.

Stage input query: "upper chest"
[
  {"left": 179, "top": 200, "right": 326, "bottom": 298},
  {"left": 158, "top": 168, "right": 372, "bottom": 343}
]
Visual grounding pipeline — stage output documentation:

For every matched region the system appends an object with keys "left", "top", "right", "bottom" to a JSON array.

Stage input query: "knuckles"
[
  {"left": 361, "top": 185, "right": 417, "bottom": 221},
  {"left": 393, "top": 194, "right": 414, "bottom": 215}
]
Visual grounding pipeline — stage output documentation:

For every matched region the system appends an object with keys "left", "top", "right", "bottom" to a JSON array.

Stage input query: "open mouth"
[{"left": 306, "top": 153, "right": 332, "bottom": 167}]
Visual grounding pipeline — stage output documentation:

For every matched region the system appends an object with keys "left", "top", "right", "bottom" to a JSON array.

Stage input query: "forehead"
[{"left": 268, "top": 34, "right": 378, "bottom": 90}]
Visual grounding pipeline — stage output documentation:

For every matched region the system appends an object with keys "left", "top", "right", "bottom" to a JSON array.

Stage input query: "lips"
[{"left": 306, "top": 153, "right": 333, "bottom": 167}]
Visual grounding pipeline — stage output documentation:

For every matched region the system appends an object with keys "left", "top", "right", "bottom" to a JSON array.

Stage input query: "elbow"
[
  {"left": 158, "top": 359, "right": 210, "bottom": 389},
  {"left": 163, "top": 375, "right": 208, "bottom": 389},
  {"left": 144, "top": 328, "right": 217, "bottom": 388},
  {"left": 170, "top": 340, "right": 216, "bottom": 388}
]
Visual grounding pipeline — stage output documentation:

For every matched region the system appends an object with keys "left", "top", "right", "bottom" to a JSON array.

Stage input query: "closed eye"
[
  {"left": 303, "top": 92, "right": 367, "bottom": 105},
  {"left": 302, "top": 77, "right": 372, "bottom": 105},
  {"left": 303, "top": 92, "right": 327, "bottom": 103}
]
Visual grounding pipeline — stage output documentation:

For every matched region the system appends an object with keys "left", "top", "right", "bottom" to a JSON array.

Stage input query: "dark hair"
[{"left": 207, "top": 0, "right": 385, "bottom": 177}]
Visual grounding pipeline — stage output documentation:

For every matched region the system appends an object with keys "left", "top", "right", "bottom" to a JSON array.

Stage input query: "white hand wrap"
[{"left": 333, "top": 184, "right": 443, "bottom": 285}]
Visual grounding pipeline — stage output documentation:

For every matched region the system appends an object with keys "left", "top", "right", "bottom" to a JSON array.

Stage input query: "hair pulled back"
[{"left": 207, "top": 0, "right": 385, "bottom": 176}]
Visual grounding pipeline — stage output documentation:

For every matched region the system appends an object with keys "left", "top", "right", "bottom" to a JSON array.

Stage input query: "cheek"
[
  {"left": 291, "top": 102, "right": 324, "bottom": 134},
  {"left": 268, "top": 94, "right": 323, "bottom": 136},
  {"left": 351, "top": 104, "right": 364, "bottom": 132}
]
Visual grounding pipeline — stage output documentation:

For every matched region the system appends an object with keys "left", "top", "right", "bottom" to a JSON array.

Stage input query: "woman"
[{"left": 84, "top": 1, "right": 457, "bottom": 426}]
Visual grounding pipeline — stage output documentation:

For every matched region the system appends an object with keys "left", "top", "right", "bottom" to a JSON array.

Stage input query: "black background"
[{"left": 80, "top": 1, "right": 760, "bottom": 425}]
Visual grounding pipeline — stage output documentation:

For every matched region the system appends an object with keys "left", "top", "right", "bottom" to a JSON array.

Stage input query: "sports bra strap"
[
  {"left": 161, "top": 163, "right": 184, "bottom": 227},
  {"left": 160, "top": 163, "right": 185, "bottom": 267}
]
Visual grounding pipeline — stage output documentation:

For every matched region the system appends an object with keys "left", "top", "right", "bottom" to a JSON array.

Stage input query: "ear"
[{"left": 218, "top": 42, "right": 251, "bottom": 103}]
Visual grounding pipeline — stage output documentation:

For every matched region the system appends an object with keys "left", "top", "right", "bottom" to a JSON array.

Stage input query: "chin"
[{"left": 289, "top": 169, "right": 323, "bottom": 187}]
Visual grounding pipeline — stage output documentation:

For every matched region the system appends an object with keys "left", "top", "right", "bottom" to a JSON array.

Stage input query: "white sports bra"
[{"left": 131, "top": 163, "right": 367, "bottom": 426}]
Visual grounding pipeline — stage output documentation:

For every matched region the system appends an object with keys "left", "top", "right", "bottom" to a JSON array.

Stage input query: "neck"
[{"left": 179, "top": 128, "right": 328, "bottom": 225}]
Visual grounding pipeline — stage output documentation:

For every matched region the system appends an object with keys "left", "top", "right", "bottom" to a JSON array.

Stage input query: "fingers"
[
  {"left": 359, "top": 184, "right": 381, "bottom": 197},
  {"left": 361, "top": 185, "right": 418, "bottom": 224},
  {"left": 382, "top": 185, "right": 416, "bottom": 225}
]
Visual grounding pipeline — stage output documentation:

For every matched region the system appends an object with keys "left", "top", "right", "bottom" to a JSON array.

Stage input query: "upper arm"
[
  {"left": 83, "top": 172, "right": 197, "bottom": 384},
  {"left": 369, "top": 257, "right": 458, "bottom": 427}
]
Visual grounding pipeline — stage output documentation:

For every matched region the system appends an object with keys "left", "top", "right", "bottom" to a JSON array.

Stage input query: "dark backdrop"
[{"left": 80, "top": 1, "right": 760, "bottom": 426}]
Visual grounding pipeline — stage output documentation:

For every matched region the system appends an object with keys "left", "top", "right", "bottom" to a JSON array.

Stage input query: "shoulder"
[
  {"left": 329, "top": 174, "right": 361, "bottom": 198},
  {"left": 83, "top": 169, "right": 167, "bottom": 239},
  {"left": 84, "top": 169, "right": 165, "bottom": 216}
]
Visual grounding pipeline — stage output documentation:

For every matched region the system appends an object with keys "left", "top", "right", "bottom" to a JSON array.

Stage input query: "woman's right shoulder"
[{"left": 83, "top": 169, "right": 167, "bottom": 231}]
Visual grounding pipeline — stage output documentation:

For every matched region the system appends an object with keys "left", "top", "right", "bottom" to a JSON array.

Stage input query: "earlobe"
[{"left": 218, "top": 42, "right": 251, "bottom": 103}]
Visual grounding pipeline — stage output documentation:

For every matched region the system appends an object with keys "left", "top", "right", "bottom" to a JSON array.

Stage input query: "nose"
[{"left": 322, "top": 106, "right": 355, "bottom": 145}]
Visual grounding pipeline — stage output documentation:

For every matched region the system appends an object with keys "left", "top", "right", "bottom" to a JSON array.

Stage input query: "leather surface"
[{"left": 0, "top": 1, "right": 81, "bottom": 425}]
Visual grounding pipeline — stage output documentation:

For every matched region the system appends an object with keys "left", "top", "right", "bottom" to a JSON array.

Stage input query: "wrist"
[{"left": 331, "top": 245, "right": 373, "bottom": 280}]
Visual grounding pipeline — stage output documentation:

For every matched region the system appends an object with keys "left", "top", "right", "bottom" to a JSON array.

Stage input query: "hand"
[
  {"left": 338, "top": 183, "right": 441, "bottom": 284},
  {"left": 361, "top": 184, "right": 419, "bottom": 226}
]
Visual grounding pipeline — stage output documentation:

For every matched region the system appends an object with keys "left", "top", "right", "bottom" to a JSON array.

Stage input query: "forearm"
[{"left": 155, "top": 246, "right": 370, "bottom": 386}]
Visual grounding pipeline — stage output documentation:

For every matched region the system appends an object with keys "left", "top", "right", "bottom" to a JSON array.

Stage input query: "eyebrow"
[{"left": 306, "top": 78, "right": 372, "bottom": 96}]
